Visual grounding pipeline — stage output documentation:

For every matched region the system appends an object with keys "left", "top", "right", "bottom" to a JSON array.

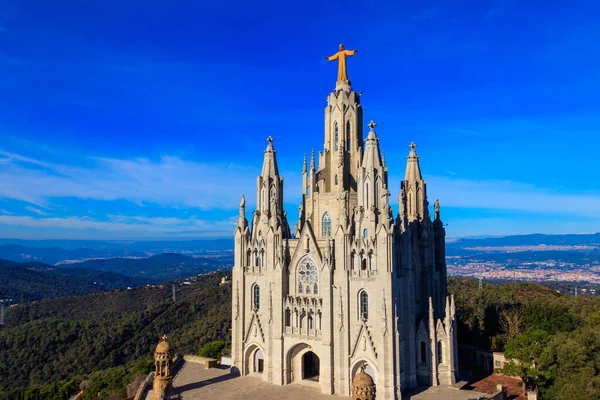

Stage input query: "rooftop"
[{"left": 146, "top": 361, "right": 487, "bottom": 400}]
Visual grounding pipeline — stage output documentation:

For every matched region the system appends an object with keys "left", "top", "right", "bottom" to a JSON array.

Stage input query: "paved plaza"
[{"left": 146, "top": 361, "right": 487, "bottom": 400}]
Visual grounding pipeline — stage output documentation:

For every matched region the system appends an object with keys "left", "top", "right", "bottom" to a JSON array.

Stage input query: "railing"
[
  {"left": 244, "top": 266, "right": 264, "bottom": 274},
  {"left": 133, "top": 372, "right": 154, "bottom": 400},
  {"left": 284, "top": 326, "right": 322, "bottom": 339},
  {"left": 349, "top": 269, "right": 377, "bottom": 278}
]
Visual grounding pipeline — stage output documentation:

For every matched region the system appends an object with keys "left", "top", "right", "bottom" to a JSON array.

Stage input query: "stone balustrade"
[{"left": 349, "top": 269, "right": 378, "bottom": 278}]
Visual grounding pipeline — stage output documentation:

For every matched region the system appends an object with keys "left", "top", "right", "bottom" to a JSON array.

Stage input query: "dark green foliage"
[
  {"left": 0, "top": 259, "right": 147, "bottom": 302},
  {"left": 503, "top": 329, "right": 555, "bottom": 390},
  {"left": 198, "top": 340, "right": 227, "bottom": 359},
  {"left": 71, "top": 253, "right": 225, "bottom": 281},
  {"left": 0, "top": 273, "right": 232, "bottom": 398},
  {"left": 450, "top": 277, "right": 600, "bottom": 399}
]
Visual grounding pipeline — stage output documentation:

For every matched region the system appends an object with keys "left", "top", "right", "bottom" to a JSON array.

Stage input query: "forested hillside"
[
  {"left": 449, "top": 277, "right": 600, "bottom": 399},
  {"left": 68, "top": 253, "right": 225, "bottom": 281},
  {"left": 0, "top": 272, "right": 232, "bottom": 399},
  {"left": 0, "top": 259, "right": 148, "bottom": 301}
]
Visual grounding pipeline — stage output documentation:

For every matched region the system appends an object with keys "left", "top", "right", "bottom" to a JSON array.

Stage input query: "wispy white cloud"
[
  {"left": 426, "top": 176, "right": 600, "bottom": 218},
  {"left": 0, "top": 151, "right": 259, "bottom": 209},
  {"left": 25, "top": 206, "right": 46, "bottom": 215},
  {"left": 2, "top": 149, "right": 600, "bottom": 239},
  {"left": 0, "top": 214, "right": 236, "bottom": 238}
]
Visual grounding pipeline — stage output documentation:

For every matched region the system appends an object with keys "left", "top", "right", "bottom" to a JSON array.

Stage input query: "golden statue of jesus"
[{"left": 325, "top": 44, "right": 358, "bottom": 82}]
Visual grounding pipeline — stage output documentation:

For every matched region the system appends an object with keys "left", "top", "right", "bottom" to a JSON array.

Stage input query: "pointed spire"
[
  {"left": 382, "top": 151, "right": 387, "bottom": 168},
  {"left": 429, "top": 296, "right": 434, "bottom": 325},
  {"left": 450, "top": 295, "right": 456, "bottom": 319},
  {"left": 310, "top": 148, "right": 316, "bottom": 171},
  {"left": 239, "top": 194, "right": 246, "bottom": 218},
  {"left": 405, "top": 142, "right": 423, "bottom": 181},
  {"left": 261, "top": 136, "right": 279, "bottom": 177},
  {"left": 362, "top": 120, "right": 383, "bottom": 169},
  {"left": 302, "top": 153, "right": 307, "bottom": 174},
  {"left": 434, "top": 198, "right": 440, "bottom": 220},
  {"left": 237, "top": 194, "right": 248, "bottom": 229},
  {"left": 367, "top": 120, "right": 378, "bottom": 140}
]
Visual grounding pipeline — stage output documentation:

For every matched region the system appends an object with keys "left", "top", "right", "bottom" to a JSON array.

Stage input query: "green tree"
[
  {"left": 198, "top": 340, "right": 227, "bottom": 359},
  {"left": 503, "top": 329, "right": 555, "bottom": 392}
]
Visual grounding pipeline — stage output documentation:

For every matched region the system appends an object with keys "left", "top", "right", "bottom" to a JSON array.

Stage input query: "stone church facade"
[{"left": 231, "top": 70, "right": 459, "bottom": 398}]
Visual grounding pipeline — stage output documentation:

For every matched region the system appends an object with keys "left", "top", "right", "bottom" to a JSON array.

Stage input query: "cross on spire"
[
  {"left": 161, "top": 334, "right": 168, "bottom": 341},
  {"left": 368, "top": 120, "right": 377, "bottom": 131},
  {"left": 267, "top": 136, "right": 274, "bottom": 144},
  {"left": 409, "top": 142, "right": 417, "bottom": 151}
]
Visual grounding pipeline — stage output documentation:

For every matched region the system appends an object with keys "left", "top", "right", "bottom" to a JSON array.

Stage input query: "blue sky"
[{"left": 0, "top": 0, "right": 599, "bottom": 239}]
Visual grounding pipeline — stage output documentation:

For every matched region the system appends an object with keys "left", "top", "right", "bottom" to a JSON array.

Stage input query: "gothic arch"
[
  {"left": 243, "top": 342, "right": 266, "bottom": 375},
  {"left": 350, "top": 358, "right": 378, "bottom": 382},
  {"left": 284, "top": 342, "right": 319, "bottom": 383},
  {"left": 322, "top": 212, "right": 332, "bottom": 237},
  {"left": 334, "top": 122, "right": 339, "bottom": 151},
  {"left": 345, "top": 120, "right": 352, "bottom": 151},
  {"left": 358, "top": 289, "right": 369, "bottom": 320}
]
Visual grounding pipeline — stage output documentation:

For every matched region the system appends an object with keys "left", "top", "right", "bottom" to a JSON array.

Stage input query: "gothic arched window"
[
  {"left": 334, "top": 122, "right": 339, "bottom": 151},
  {"left": 253, "top": 284, "right": 260, "bottom": 310},
  {"left": 346, "top": 120, "right": 351, "bottom": 151},
  {"left": 285, "top": 309, "right": 291, "bottom": 327},
  {"left": 360, "top": 291, "right": 369, "bottom": 320},
  {"left": 335, "top": 175, "right": 338, "bottom": 185},
  {"left": 363, "top": 228, "right": 368, "bottom": 239},
  {"left": 438, "top": 341, "right": 443, "bottom": 364},
  {"left": 297, "top": 259, "right": 319, "bottom": 295},
  {"left": 322, "top": 212, "right": 332, "bottom": 237}
]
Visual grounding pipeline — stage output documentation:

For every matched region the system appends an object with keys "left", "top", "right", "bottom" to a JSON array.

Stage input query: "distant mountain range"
[
  {"left": 69, "top": 253, "right": 226, "bottom": 281},
  {"left": 0, "top": 239, "right": 233, "bottom": 265},
  {"left": 0, "top": 253, "right": 227, "bottom": 302},
  {"left": 0, "top": 259, "right": 148, "bottom": 302},
  {"left": 449, "top": 232, "right": 600, "bottom": 247}
]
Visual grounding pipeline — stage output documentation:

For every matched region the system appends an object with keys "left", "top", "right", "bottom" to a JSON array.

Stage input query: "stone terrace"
[{"left": 146, "top": 361, "right": 488, "bottom": 400}]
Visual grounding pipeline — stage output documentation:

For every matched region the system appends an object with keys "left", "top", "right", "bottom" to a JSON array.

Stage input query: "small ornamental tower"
[
  {"left": 153, "top": 335, "right": 174, "bottom": 400},
  {"left": 352, "top": 364, "right": 376, "bottom": 400}
]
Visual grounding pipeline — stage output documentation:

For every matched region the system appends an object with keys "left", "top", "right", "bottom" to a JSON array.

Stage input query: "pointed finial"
[
  {"left": 368, "top": 120, "right": 377, "bottom": 131},
  {"left": 310, "top": 148, "right": 316, "bottom": 170},
  {"left": 161, "top": 334, "right": 167, "bottom": 341},
  {"left": 360, "top": 363, "right": 367, "bottom": 373},
  {"left": 303, "top": 153, "right": 307, "bottom": 173},
  {"left": 240, "top": 194, "right": 246, "bottom": 208},
  {"left": 409, "top": 142, "right": 416, "bottom": 151},
  {"left": 382, "top": 151, "right": 387, "bottom": 167}
]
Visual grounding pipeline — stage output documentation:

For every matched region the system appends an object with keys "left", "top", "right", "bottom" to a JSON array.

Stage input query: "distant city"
[{"left": 445, "top": 233, "right": 600, "bottom": 294}]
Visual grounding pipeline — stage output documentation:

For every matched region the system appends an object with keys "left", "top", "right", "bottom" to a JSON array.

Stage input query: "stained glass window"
[
  {"left": 360, "top": 291, "right": 368, "bottom": 319},
  {"left": 298, "top": 260, "right": 319, "bottom": 295},
  {"left": 346, "top": 121, "right": 351, "bottom": 151},
  {"left": 334, "top": 122, "right": 339, "bottom": 151},
  {"left": 322, "top": 212, "right": 332, "bottom": 237},
  {"left": 253, "top": 285, "right": 260, "bottom": 310}
]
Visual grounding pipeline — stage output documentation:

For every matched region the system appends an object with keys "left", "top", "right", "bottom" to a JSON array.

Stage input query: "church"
[{"left": 231, "top": 45, "right": 459, "bottom": 399}]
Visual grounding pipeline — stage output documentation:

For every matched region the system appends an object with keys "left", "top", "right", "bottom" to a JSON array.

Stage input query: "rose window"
[{"left": 298, "top": 261, "right": 319, "bottom": 295}]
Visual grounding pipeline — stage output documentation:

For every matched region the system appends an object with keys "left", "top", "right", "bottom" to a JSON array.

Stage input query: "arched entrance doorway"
[
  {"left": 254, "top": 349, "right": 264, "bottom": 373},
  {"left": 302, "top": 351, "right": 320, "bottom": 381}
]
